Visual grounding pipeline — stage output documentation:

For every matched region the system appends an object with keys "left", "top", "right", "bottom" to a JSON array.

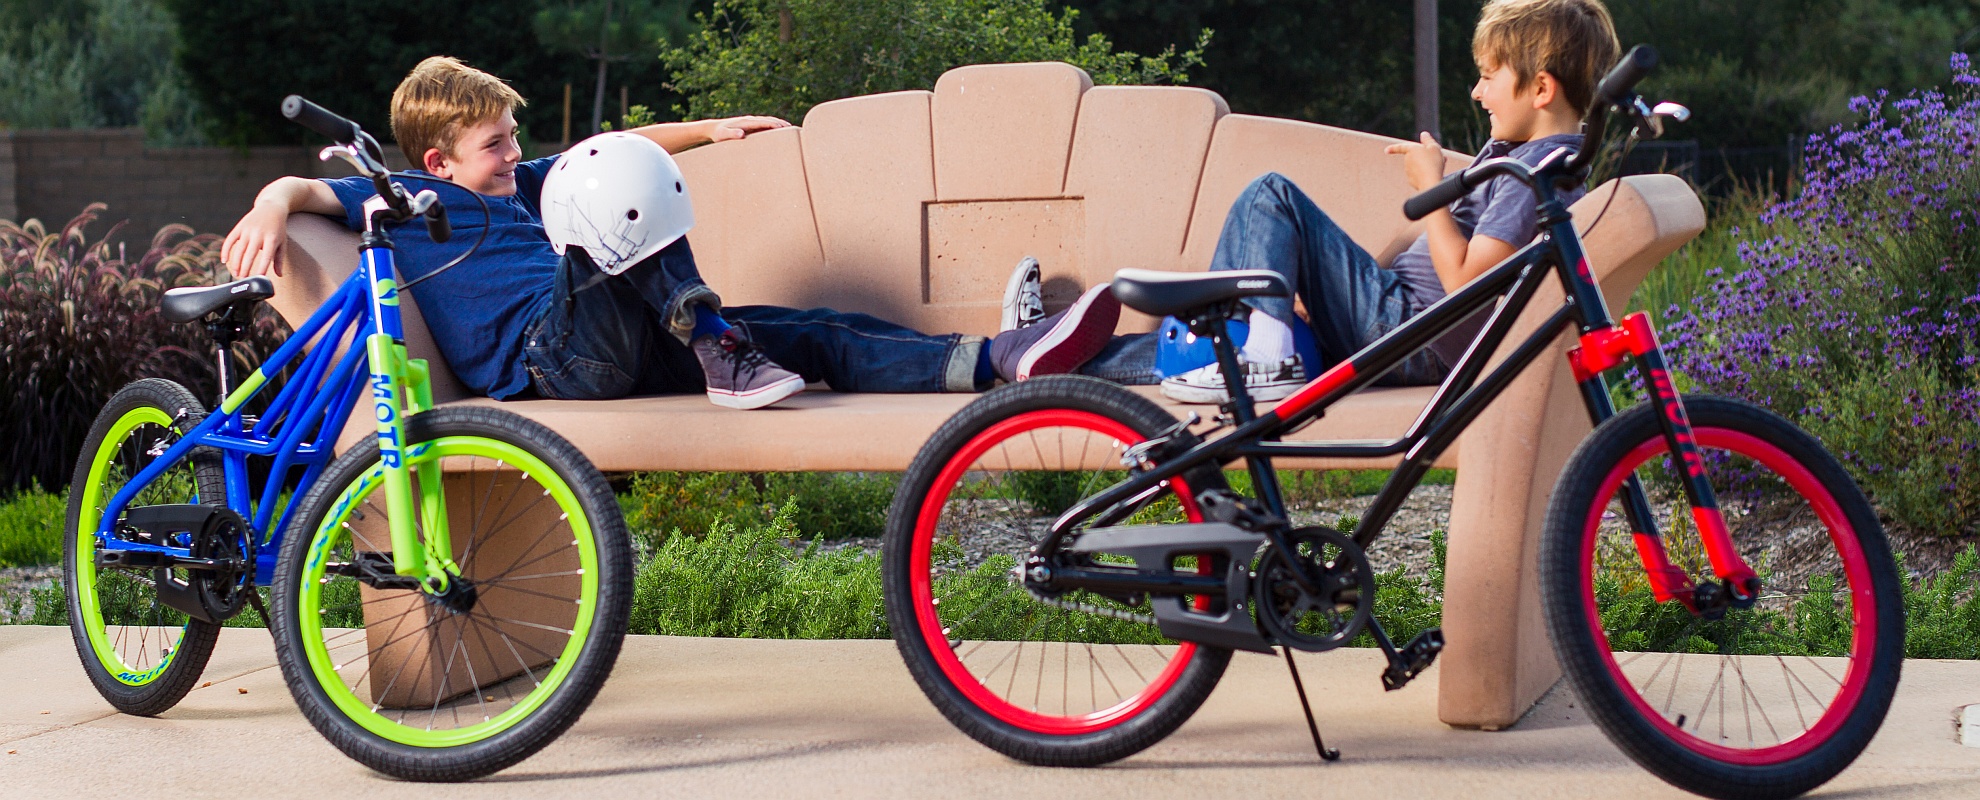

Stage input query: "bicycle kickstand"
[{"left": 1281, "top": 646, "right": 1341, "bottom": 761}]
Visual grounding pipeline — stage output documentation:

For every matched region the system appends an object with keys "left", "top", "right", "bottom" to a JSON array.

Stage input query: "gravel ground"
[{"left": 0, "top": 566, "right": 60, "bottom": 624}]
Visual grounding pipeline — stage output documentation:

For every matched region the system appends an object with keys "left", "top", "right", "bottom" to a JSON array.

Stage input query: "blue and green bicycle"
[{"left": 62, "top": 96, "right": 632, "bottom": 781}]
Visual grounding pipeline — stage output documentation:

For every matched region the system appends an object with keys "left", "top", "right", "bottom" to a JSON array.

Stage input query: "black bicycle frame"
[{"left": 1037, "top": 151, "right": 1758, "bottom": 609}]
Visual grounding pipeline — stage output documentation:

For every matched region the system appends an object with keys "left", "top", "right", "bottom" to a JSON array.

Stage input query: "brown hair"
[
  {"left": 1472, "top": 0, "right": 1619, "bottom": 117},
  {"left": 390, "top": 56, "right": 526, "bottom": 166}
]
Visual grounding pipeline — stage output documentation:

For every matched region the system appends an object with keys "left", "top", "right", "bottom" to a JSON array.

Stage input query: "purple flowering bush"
[{"left": 1665, "top": 54, "right": 1980, "bottom": 534}]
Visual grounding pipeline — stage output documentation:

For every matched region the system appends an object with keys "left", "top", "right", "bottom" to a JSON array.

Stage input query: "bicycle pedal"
[{"left": 1380, "top": 628, "right": 1444, "bottom": 691}]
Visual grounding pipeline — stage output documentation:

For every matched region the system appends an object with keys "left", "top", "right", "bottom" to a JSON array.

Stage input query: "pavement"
[{"left": 1, "top": 625, "right": 1975, "bottom": 798}]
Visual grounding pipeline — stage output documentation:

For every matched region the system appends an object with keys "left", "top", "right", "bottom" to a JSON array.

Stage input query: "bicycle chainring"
[{"left": 1253, "top": 526, "right": 1374, "bottom": 652}]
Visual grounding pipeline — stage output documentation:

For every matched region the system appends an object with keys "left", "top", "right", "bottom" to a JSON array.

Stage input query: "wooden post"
[
  {"left": 1414, "top": 0, "right": 1440, "bottom": 140},
  {"left": 561, "top": 83, "right": 572, "bottom": 147},
  {"left": 620, "top": 85, "right": 628, "bottom": 126}
]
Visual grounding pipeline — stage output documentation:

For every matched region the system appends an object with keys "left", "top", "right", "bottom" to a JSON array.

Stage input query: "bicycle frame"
[
  {"left": 93, "top": 195, "right": 452, "bottom": 589},
  {"left": 1042, "top": 150, "right": 1757, "bottom": 612}
]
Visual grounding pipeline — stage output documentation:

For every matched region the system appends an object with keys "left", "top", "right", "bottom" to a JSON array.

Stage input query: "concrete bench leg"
[
  {"left": 1436, "top": 337, "right": 1592, "bottom": 729},
  {"left": 354, "top": 469, "right": 580, "bottom": 709}
]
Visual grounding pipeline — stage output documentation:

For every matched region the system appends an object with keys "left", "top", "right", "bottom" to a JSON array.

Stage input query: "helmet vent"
[
  {"left": 589, "top": 148, "right": 598, "bottom": 156},
  {"left": 674, "top": 181, "right": 683, "bottom": 193},
  {"left": 626, "top": 208, "right": 639, "bottom": 220}
]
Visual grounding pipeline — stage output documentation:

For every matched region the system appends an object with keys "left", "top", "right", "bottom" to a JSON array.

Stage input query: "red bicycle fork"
[{"left": 1568, "top": 312, "right": 1759, "bottom": 608}]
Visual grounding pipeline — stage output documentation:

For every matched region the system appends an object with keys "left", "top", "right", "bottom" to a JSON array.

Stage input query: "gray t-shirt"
[{"left": 1389, "top": 133, "right": 1585, "bottom": 367}]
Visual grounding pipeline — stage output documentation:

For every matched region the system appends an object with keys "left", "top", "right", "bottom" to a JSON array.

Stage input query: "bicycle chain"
[{"left": 1024, "top": 586, "right": 1157, "bottom": 626}]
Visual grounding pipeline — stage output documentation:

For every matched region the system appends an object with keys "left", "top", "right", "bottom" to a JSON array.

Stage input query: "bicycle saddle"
[
  {"left": 161, "top": 277, "right": 275, "bottom": 324},
  {"left": 1110, "top": 268, "right": 1290, "bottom": 318}
]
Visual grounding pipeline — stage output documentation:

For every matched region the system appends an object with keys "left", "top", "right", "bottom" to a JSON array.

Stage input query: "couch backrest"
[{"left": 273, "top": 61, "right": 1703, "bottom": 410}]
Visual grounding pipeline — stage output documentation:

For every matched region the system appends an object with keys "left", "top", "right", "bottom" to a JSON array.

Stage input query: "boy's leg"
[
  {"left": 1208, "top": 172, "right": 1445, "bottom": 385},
  {"left": 522, "top": 254, "right": 694, "bottom": 400},
  {"left": 722, "top": 305, "right": 988, "bottom": 393}
]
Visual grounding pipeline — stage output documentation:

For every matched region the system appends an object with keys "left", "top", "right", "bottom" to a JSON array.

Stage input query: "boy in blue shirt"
[
  {"left": 1153, "top": 0, "right": 1620, "bottom": 402},
  {"left": 222, "top": 57, "right": 1124, "bottom": 409}
]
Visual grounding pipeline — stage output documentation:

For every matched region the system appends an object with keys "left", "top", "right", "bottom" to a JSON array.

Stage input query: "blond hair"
[
  {"left": 1473, "top": 0, "right": 1619, "bottom": 117},
  {"left": 390, "top": 56, "right": 527, "bottom": 166}
]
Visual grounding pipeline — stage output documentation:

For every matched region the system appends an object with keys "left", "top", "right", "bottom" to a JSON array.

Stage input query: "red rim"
[
  {"left": 1578, "top": 427, "right": 1877, "bottom": 766},
  {"left": 910, "top": 409, "right": 1202, "bottom": 736}
]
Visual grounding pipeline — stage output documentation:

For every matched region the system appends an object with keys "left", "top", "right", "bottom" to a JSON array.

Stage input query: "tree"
[
  {"left": 534, "top": 0, "right": 693, "bottom": 135},
  {"left": 164, "top": 0, "right": 678, "bottom": 147},
  {"left": 0, "top": 0, "right": 206, "bottom": 144},
  {"left": 663, "top": 0, "right": 1209, "bottom": 122}
]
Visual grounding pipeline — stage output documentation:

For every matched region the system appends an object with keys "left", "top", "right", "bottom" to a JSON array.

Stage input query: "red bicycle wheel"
[
  {"left": 1543, "top": 395, "right": 1902, "bottom": 800},
  {"left": 884, "top": 376, "right": 1232, "bottom": 766}
]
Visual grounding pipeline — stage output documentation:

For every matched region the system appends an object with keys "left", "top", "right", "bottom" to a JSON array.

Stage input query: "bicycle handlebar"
[
  {"left": 1402, "top": 170, "right": 1470, "bottom": 221},
  {"left": 282, "top": 95, "right": 359, "bottom": 145},
  {"left": 1595, "top": 45, "right": 1658, "bottom": 111}
]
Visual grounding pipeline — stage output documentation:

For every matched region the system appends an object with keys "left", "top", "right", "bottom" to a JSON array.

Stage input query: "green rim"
[
  {"left": 295, "top": 436, "right": 600, "bottom": 748},
  {"left": 74, "top": 405, "right": 190, "bottom": 686}
]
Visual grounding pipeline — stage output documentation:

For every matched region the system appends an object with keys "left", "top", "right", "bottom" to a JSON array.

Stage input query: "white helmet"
[{"left": 541, "top": 132, "right": 694, "bottom": 275}]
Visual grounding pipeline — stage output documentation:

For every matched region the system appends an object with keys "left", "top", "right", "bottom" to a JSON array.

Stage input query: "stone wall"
[{"left": 0, "top": 128, "right": 415, "bottom": 245}]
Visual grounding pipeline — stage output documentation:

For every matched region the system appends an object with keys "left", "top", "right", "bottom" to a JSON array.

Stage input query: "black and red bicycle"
[{"left": 882, "top": 46, "right": 1901, "bottom": 800}]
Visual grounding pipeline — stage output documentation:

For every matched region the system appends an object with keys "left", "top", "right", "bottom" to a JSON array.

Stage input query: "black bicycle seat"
[
  {"left": 161, "top": 277, "right": 275, "bottom": 324},
  {"left": 1110, "top": 268, "right": 1290, "bottom": 318}
]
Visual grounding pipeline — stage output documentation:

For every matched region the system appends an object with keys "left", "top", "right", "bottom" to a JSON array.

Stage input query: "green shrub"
[
  {"left": 619, "top": 470, "right": 897, "bottom": 550},
  {"left": 628, "top": 503, "right": 887, "bottom": 638},
  {"left": 663, "top": 0, "right": 1208, "bottom": 122},
  {"left": 0, "top": 485, "right": 63, "bottom": 567}
]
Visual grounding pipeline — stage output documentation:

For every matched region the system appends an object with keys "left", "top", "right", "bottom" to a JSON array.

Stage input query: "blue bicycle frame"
[{"left": 93, "top": 207, "right": 434, "bottom": 587}]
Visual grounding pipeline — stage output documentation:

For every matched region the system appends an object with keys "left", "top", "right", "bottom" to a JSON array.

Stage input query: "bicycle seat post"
[{"left": 205, "top": 308, "right": 246, "bottom": 403}]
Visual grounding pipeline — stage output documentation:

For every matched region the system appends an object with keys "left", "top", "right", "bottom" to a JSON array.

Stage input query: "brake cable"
[{"left": 381, "top": 172, "right": 494, "bottom": 293}]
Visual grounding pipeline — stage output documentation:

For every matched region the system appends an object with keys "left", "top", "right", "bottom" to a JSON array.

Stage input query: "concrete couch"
[{"left": 272, "top": 62, "right": 1705, "bottom": 728}]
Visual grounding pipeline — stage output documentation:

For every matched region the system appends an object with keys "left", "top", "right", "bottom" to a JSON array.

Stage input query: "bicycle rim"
[
  {"left": 73, "top": 405, "right": 204, "bottom": 686},
  {"left": 1577, "top": 426, "right": 1881, "bottom": 764},
  {"left": 909, "top": 408, "right": 1206, "bottom": 735},
  {"left": 293, "top": 435, "right": 599, "bottom": 748}
]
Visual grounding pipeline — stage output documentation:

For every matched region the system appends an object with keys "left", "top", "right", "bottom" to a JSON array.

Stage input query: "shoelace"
[{"left": 721, "top": 334, "right": 774, "bottom": 375}]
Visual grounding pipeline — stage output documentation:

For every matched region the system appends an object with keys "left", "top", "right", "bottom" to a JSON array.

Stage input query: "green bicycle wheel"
[
  {"left": 270, "top": 406, "right": 631, "bottom": 781},
  {"left": 63, "top": 379, "right": 228, "bottom": 715}
]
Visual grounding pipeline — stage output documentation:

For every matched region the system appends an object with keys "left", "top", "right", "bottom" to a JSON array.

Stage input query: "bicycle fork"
[
  {"left": 1568, "top": 312, "right": 1759, "bottom": 611},
  {"left": 361, "top": 242, "right": 455, "bottom": 591}
]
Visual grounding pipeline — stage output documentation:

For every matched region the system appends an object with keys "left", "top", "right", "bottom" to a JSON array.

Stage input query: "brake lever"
[{"left": 318, "top": 143, "right": 388, "bottom": 178}]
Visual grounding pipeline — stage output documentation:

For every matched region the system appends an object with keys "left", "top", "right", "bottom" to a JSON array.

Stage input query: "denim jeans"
[
  {"left": 520, "top": 238, "right": 985, "bottom": 400},
  {"left": 1105, "top": 172, "right": 1448, "bottom": 386}
]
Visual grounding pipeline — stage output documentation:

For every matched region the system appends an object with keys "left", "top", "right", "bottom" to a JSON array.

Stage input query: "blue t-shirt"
[
  {"left": 1389, "top": 133, "right": 1584, "bottom": 366},
  {"left": 320, "top": 155, "right": 563, "bottom": 400}
]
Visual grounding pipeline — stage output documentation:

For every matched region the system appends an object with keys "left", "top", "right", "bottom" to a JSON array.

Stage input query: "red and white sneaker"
[{"left": 988, "top": 283, "right": 1121, "bottom": 382}]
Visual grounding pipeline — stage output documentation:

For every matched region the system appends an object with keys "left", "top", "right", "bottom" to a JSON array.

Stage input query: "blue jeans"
[
  {"left": 1104, "top": 172, "right": 1448, "bottom": 386},
  {"left": 520, "top": 238, "right": 987, "bottom": 400}
]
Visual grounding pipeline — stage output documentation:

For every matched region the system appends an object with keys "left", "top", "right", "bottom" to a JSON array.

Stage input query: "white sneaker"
[
  {"left": 1160, "top": 356, "right": 1306, "bottom": 404},
  {"left": 1001, "top": 256, "right": 1045, "bottom": 332}
]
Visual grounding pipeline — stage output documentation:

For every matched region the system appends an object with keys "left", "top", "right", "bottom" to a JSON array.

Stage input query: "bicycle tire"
[
  {"left": 1541, "top": 395, "right": 1902, "bottom": 799},
  {"left": 884, "top": 375, "right": 1233, "bottom": 766},
  {"left": 269, "top": 406, "right": 631, "bottom": 781},
  {"left": 63, "top": 378, "right": 228, "bottom": 716}
]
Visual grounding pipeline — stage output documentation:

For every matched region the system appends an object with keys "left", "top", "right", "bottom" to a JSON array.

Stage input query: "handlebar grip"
[
  {"left": 282, "top": 95, "right": 359, "bottom": 143},
  {"left": 424, "top": 202, "right": 451, "bottom": 244},
  {"left": 1403, "top": 169, "right": 1471, "bottom": 221},
  {"left": 1596, "top": 45, "right": 1659, "bottom": 106}
]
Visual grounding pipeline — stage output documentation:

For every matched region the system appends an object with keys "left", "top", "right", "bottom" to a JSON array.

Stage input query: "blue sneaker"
[{"left": 989, "top": 283, "right": 1121, "bottom": 382}]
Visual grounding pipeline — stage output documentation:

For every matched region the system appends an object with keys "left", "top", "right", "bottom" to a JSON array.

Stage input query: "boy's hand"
[
  {"left": 707, "top": 115, "right": 790, "bottom": 143},
  {"left": 222, "top": 203, "right": 290, "bottom": 278},
  {"left": 1384, "top": 132, "right": 1448, "bottom": 192}
]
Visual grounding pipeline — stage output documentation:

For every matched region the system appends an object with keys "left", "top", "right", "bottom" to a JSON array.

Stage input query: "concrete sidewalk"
[{"left": 1, "top": 625, "right": 1973, "bottom": 798}]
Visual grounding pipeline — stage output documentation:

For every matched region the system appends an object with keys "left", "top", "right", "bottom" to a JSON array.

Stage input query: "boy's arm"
[
  {"left": 628, "top": 116, "right": 791, "bottom": 154},
  {"left": 1386, "top": 133, "right": 1518, "bottom": 292},
  {"left": 222, "top": 177, "right": 343, "bottom": 278}
]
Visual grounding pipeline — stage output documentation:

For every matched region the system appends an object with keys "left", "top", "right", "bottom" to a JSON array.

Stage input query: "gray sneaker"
[
  {"left": 693, "top": 329, "right": 806, "bottom": 409},
  {"left": 989, "top": 283, "right": 1121, "bottom": 382},
  {"left": 1001, "top": 256, "right": 1045, "bottom": 332}
]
